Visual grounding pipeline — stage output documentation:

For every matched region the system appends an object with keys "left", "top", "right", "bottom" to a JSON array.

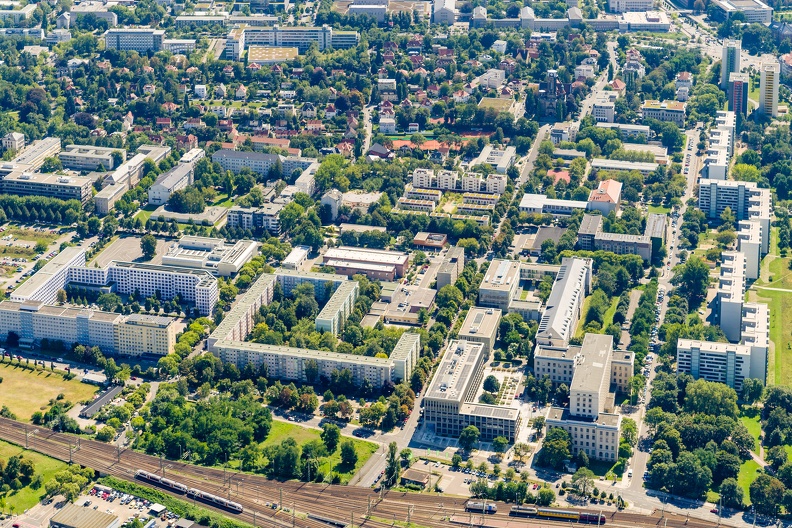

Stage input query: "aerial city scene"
[{"left": 0, "top": 0, "right": 791, "bottom": 526}]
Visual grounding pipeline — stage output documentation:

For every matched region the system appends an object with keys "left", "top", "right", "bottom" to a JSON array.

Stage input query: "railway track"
[{"left": 0, "top": 418, "right": 733, "bottom": 528}]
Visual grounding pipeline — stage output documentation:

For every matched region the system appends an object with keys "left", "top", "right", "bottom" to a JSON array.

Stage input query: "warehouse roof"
[{"left": 50, "top": 503, "right": 118, "bottom": 528}]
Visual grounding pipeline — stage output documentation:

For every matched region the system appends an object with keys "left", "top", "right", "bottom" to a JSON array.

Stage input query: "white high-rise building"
[
  {"left": 720, "top": 40, "right": 741, "bottom": 89},
  {"left": 759, "top": 61, "right": 780, "bottom": 117}
]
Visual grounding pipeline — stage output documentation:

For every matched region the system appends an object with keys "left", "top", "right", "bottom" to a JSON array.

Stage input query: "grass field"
[
  {"left": 259, "top": 421, "right": 378, "bottom": 482},
  {"left": 575, "top": 296, "right": 619, "bottom": 339},
  {"left": 0, "top": 362, "right": 98, "bottom": 421},
  {"left": 6, "top": 227, "right": 60, "bottom": 245},
  {"left": 756, "top": 288, "right": 792, "bottom": 386},
  {"left": 134, "top": 205, "right": 158, "bottom": 225},
  {"left": 740, "top": 411, "right": 761, "bottom": 452},
  {"left": 737, "top": 459, "right": 761, "bottom": 505},
  {"left": 648, "top": 204, "right": 671, "bottom": 214},
  {"left": 0, "top": 439, "right": 69, "bottom": 513}
]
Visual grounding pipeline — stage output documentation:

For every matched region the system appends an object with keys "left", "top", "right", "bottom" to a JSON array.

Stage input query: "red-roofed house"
[
  {"left": 609, "top": 79, "right": 626, "bottom": 96},
  {"left": 588, "top": 179, "right": 623, "bottom": 214}
]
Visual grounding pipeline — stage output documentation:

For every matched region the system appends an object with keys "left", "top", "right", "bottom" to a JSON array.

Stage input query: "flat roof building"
[
  {"left": 536, "top": 257, "right": 592, "bottom": 347},
  {"left": 640, "top": 100, "right": 686, "bottom": 127},
  {"left": 436, "top": 246, "right": 465, "bottom": 290},
  {"left": 10, "top": 247, "right": 86, "bottom": 304},
  {"left": 423, "top": 340, "right": 521, "bottom": 441},
  {"left": 1, "top": 171, "right": 93, "bottom": 204},
  {"left": 518, "top": 194, "right": 588, "bottom": 216},
  {"left": 59, "top": 144, "right": 125, "bottom": 171},
  {"left": 323, "top": 247, "right": 409, "bottom": 278},
  {"left": 478, "top": 259, "right": 521, "bottom": 312},
  {"left": 458, "top": 307, "right": 501, "bottom": 354},
  {"left": 51, "top": 503, "right": 119, "bottom": 528},
  {"left": 161, "top": 236, "right": 258, "bottom": 277}
]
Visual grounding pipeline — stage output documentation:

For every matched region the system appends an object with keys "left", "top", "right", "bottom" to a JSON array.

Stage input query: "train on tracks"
[
  {"left": 135, "top": 470, "right": 243, "bottom": 513},
  {"left": 510, "top": 505, "right": 606, "bottom": 524},
  {"left": 465, "top": 502, "right": 497, "bottom": 514}
]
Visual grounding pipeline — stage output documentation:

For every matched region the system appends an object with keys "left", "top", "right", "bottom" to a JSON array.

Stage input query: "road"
[
  {"left": 579, "top": 42, "right": 619, "bottom": 119},
  {"left": 361, "top": 104, "right": 374, "bottom": 154}
]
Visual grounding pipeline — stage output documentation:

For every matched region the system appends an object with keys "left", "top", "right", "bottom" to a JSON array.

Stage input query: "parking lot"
[{"left": 80, "top": 484, "right": 182, "bottom": 527}]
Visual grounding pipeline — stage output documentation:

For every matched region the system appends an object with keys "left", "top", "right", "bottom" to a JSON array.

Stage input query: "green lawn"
[
  {"left": 737, "top": 459, "right": 761, "bottom": 505},
  {"left": 209, "top": 195, "right": 234, "bottom": 208},
  {"left": 0, "top": 439, "right": 70, "bottom": 513},
  {"left": 648, "top": 204, "right": 671, "bottom": 214},
  {"left": 749, "top": 76, "right": 760, "bottom": 103},
  {"left": 574, "top": 296, "right": 594, "bottom": 339},
  {"left": 259, "top": 421, "right": 378, "bottom": 483},
  {"left": 134, "top": 204, "right": 158, "bottom": 225},
  {"left": 756, "top": 288, "right": 792, "bottom": 386},
  {"left": 740, "top": 412, "right": 762, "bottom": 452},
  {"left": 0, "top": 362, "right": 98, "bottom": 421},
  {"left": 602, "top": 297, "right": 620, "bottom": 329}
]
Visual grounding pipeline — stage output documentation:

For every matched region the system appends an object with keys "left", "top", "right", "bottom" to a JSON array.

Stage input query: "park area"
[
  {"left": 0, "top": 439, "right": 69, "bottom": 513},
  {"left": 257, "top": 421, "right": 378, "bottom": 483},
  {"left": 0, "top": 362, "right": 98, "bottom": 421}
]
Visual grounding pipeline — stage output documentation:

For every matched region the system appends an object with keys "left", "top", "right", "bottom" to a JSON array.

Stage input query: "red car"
[{"left": 710, "top": 509, "right": 719, "bottom": 514}]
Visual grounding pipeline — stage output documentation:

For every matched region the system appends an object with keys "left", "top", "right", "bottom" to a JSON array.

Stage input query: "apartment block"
[
  {"left": 227, "top": 203, "right": 285, "bottom": 235},
  {"left": 576, "top": 213, "right": 653, "bottom": 262},
  {"left": 224, "top": 24, "right": 359, "bottom": 61},
  {"left": 0, "top": 301, "right": 177, "bottom": 356},
  {"left": 148, "top": 148, "right": 205, "bottom": 206},
  {"left": 677, "top": 340, "right": 759, "bottom": 392},
  {"left": 315, "top": 281, "right": 359, "bottom": 335},
  {"left": 728, "top": 72, "right": 749, "bottom": 115},
  {"left": 478, "top": 259, "right": 521, "bottom": 311},
  {"left": 759, "top": 61, "right": 780, "bottom": 117},
  {"left": 718, "top": 251, "right": 746, "bottom": 343},
  {"left": 698, "top": 178, "right": 761, "bottom": 220},
  {"left": 721, "top": 39, "right": 741, "bottom": 89},
  {"left": 211, "top": 149, "right": 315, "bottom": 177},
  {"left": 737, "top": 220, "right": 762, "bottom": 280}
]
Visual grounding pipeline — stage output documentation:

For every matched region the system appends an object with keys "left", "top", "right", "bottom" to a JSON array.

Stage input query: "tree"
[
  {"left": 56, "top": 289, "right": 67, "bottom": 304},
  {"left": 767, "top": 445, "right": 788, "bottom": 471},
  {"left": 742, "top": 378, "right": 764, "bottom": 405},
  {"left": 140, "top": 234, "right": 157, "bottom": 260},
  {"left": 750, "top": 474, "right": 785, "bottom": 515},
  {"left": 537, "top": 486, "right": 555, "bottom": 506},
  {"left": 492, "top": 436, "right": 509, "bottom": 456},
  {"left": 458, "top": 425, "right": 480, "bottom": 451},
  {"left": 539, "top": 427, "right": 571, "bottom": 469},
  {"left": 533, "top": 416, "right": 546, "bottom": 437},
  {"left": 671, "top": 257, "right": 710, "bottom": 308},
  {"left": 572, "top": 467, "right": 596, "bottom": 497},
  {"left": 436, "top": 285, "right": 464, "bottom": 310},
  {"left": 340, "top": 440, "right": 358, "bottom": 467},
  {"left": 684, "top": 379, "right": 739, "bottom": 419},
  {"left": 483, "top": 375, "right": 500, "bottom": 393},
  {"left": 621, "top": 418, "right": 638, "bottom": 447},
  {"left": 719, "top": 478, "right": 744, "bottom": 509},
  {"left": 384, "top": 442, "right": 399, "bottom": 487},
  {"left": 321, "top": 423, "right": 341, "bottom": 453}
]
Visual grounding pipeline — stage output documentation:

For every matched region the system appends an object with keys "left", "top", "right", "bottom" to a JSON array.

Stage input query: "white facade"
[
  {"left": 592, "top": 101, "right": 615, "bottom": 123},
  {"left": 608, "top": 0, "right": 653, "bottom": 12},
  {"left": 103, "top": 29, "right": 165, "bottom": 53},
  {"left": 10, "top": 247, "right": 86, "bottom": 304},
  {"left": 721, "top": 40, "right": 741, "bottom": 89}
]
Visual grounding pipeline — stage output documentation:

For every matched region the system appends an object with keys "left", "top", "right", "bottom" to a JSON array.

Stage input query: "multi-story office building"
[
  {"left": 0, "top": 137, "right": 61, "bottom": 175},
  {"left": 536, "top": 257, "right": 592, "bottom": 346},
  {"left": 545, "top": 334, "right": 625, "bottom": 462},
  {"left": 162, "top": 236, "right": 259, "bottom": 277},
  {"left": 591, "top": 159, "right": 658, "bottom": 177},
  {"left": 323, "top": 247, "right": 409, "bottom": 278},
  {"left": 94, "top": 182, "right": 128, "bottom": 216},
  {"left": 0, "top": 301, "right": 177, "bottom": 356},
  {"left": 436, "top": 246, "right": 465, "bottom": 290},
  {"left": 592, "top": 101, "right": 615, "bottom": 123},
  {"left": 211, "top": 149, "right": 315, "bottom": 177},
  {"left": 607, "top": 0, "right": 653, "bottom": 11},
  {"left": 58, "top": 144, "right": 125, "bottom": 171},
  {"left": 518, "top": 194, "right": 588, "bottom": 216},
  {"left": 595, "top": 123, "right": 651, "bottom": 139},
  {"left": 576, "top": 214, "right": 653, "bottom": 262},
  {"left": 71, "top": 2, "right": 117, "bottom": 25},
  {"left": 721, "top": 39, "right": 742, "bottom": 89},
  {"left": 1, "top": 172, "right": 93, "bottom": 204},
  {"left": 711, "top": 0, "right": 772, "bottom": 23},
  {"left": 728, "top": 72, "right": 749, "bottom": 115},
  {"left": 458, "top": 308, "right": 501, "bottom": 354},
  {"left": 535, "top": 337, "right": 634, "bottom": 392},
  {"left": 147, "top": 148, "right": 205, "bottom": 205},
  {"left": 478, "top": 259, "right": 521, "bottom": 311},
  {"left": 224, "top": 24, "right": 359, "bottom": 60},
  {"left": 640, "top": 100, "right": 686, "bottom": 127},
  {"left": 103, "top": 29, "right": 165, "bottom": 53},
  {"left": 471, "top": 145, "right": 516, "bottom": 174},
  {"left": 759, "top": 61, "right": 780, "bottom": 117},
  {"left": 10, "top": 247, "right": 86, "bottom": 304},
  {"left": 315, "top": 281, "right": 359, "bottom": 335},
  {"left": 423, "top": 340, "right": 521, "bottom": 441},
  {"left": 65, "top": 262, "right": 219, "bottom": 315},
  {"left": 227, "top": 203, "right": 285, "bottom": 234}
]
